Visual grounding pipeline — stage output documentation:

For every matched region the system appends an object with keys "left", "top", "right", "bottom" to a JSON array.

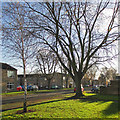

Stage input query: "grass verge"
[{"left": 2, "top": 88, "right": 73, "bottom": 97}]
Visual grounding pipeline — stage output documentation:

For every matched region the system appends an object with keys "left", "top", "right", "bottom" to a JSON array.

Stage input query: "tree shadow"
[
  {"left": 2, "top": 94, "right": 119, "bottom": 117},
  {"left": 102, "top": 101, "right": 119, "bottom": 116},
  {"left": 2, "top": 99, "right": 64, "bottom": 112},
  {"left": 75, "top": 94, "right": 119, "bottom": 116}
]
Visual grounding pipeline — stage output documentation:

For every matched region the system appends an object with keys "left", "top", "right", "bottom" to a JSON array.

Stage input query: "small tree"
[
  {"left": 2, "top": 3, "right": 38, "bottom": 112},
  {"left": 35, "top": 49, "right": 58, "bottom": 89},
  {"left": 59, "top": 58, "right": 72, "bottom": 88},
  {"left": 82, "top": 66, "right": 97, "bottom": 86},
  {"left": 98, "top": 67, "right": 117, "bottom": 85}
]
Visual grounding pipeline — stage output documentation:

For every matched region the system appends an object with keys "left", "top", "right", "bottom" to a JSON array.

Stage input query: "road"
[{"left": 2, "top": 89, "right": 73, "bottom": 105}]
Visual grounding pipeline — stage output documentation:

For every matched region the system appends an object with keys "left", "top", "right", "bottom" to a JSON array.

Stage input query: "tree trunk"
[
  {"left": 65, "top": 77, "right": 68, "bottom": 88},
  {"left": 21, "top": 34, "right": 27, "bottom": 113},
  {"left": 23, "top": 62, "right": 27, "bottom": 112},
  {"left": 74, "top": 75, "right": 84, "bottom": 97},
  {"left": 48, "top": 79, "right": 51, "bottom": 90}
]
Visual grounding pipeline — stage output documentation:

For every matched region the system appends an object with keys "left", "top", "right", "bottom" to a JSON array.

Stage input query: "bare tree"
[
  {"left": 98, "top": 67, "right": 117, "bottom": 86},
  {"left": 59, "top": 59, "right": 72, "bottom": 88},
  {"left": 82, "top": 65, "right": 97, "bottom": 86},
  {"left": 2, "top": 3, "right": 38, "bottom": 112},
  {"left": 35, "top": 49, "right": 58, "bottom": 89},
  {"left": 26, "top": 1, "right": 119, "bottom": 97}
]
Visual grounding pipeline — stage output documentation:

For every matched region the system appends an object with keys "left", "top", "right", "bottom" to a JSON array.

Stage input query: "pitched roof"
[{"left": 0, "top": 63, "right": 17, "bottom": 71}]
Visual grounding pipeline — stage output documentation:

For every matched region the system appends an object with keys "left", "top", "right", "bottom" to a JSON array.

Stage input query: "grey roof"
[{"left": 0, "top": 63, "right": 17, "bottom": 71}]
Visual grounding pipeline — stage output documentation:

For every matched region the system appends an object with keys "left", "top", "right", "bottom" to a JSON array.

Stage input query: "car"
[
  {"left": 74, "top": 84, "right": 84, "bottom": 92},
  {"left": 91, "top": 85, "right": 99, "bottom": 93},
  {"left": 17, "top": 86, "right": 22, "bottom": 91},
  {"left": 51, "top": 85, "right": 60, "bottom": 89},
  {"left": 27, "top": 85, "right": 33, "bottom": 91},
  {"left": 32, "top": 85, "right": 38, "bottom": 91},
  {"left": 21, "top": 85, "right": 33, "bottom": 91},
  {"left": 84, "top": 85, "right": 89, "bottom": 87}
]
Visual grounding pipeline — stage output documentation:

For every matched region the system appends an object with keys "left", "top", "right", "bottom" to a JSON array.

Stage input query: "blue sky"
[{"left": 1, "top": 0, "right": 119, "bottom": 77}]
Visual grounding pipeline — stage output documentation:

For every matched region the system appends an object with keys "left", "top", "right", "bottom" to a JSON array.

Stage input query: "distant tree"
[
  {"left": 98, "top": 67, "right": 117, "bottom": 85},
  {"left": 82, "top": 66, "right": 97, "bottom": 86},
  {"left": 2, "top": 3, "right": 38, "bottom": 112},
  {"left": 98, "top": 73, "right": 106, "bottom": 85},
  {"left": 26, "top": 1, "right": 119, "bottom": 97},
  {"left": 63, "top": 68, "right": 69, "bottom": 88},
  {"left": 59, "top": 59, "right": 72, "bottom": 88},
  {"left": 105, "top": 68, "right": 117, "bottom": 80},
  {"left": 35, "top": 49, "right": 58, "bottom": 89}
]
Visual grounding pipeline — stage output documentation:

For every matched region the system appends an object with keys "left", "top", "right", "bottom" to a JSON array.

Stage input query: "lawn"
[
  {"left": 84, "top": 92, "right": 119, "bottom": 101},
  {"left": 2, "top": 92, "right": 119, "bottom": 119}
]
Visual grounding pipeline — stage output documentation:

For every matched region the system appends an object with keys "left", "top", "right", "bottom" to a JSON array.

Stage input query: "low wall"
[{"left": 100, "top": 80, "right": 120, "bottom": 95}]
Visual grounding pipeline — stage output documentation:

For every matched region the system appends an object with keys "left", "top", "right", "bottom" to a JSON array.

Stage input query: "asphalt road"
[{"left": 2, "top": 89, "right": 73, "bottom": 105}]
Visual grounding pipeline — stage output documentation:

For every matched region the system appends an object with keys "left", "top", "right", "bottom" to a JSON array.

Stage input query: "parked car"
[
  {"left": 74, "top": 84, "right": 84, "bottom": 92},
  {"left": 21, "top": 85, "right": 33, "bottom": 91},
  {"left": 32, "top": 85, "right": 38, "bottom": 91},
  {"left": 17, "top": 86, "right": 22, "bottom": 91},
  {"left": 27, "top": 85, "right": 33, "bottom": 91},
  {"left": 51, "top": 85, "right": 60, "bottom": 89},
  {"left": 84, "top": 85, "right": 89, "bottom": 87},
  {"left": 91, "top": 85, "right": 99, "bottom": 93}
]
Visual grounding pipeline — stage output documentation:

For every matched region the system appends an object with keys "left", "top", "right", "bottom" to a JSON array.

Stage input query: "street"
[
  {"left": 2, "top": 89, "right": 73, "bottom": 105},
  {"left": 2, "top": 88, "right": 92, "bottom": 111}
]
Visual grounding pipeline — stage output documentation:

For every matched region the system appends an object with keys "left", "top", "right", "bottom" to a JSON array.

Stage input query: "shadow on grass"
[
  {"left": 102, "top": 102, "right": 119, "bottom": 116},
  {"left": 2, "top": 94, "right": 119, "bottom": 116},
  {"left": 2, "top": 99, "right": 65, "bottom": 112},
  {"left": 2, "top": 95, "right": 80, "bottom": 112},
  {"left": 62, "top": 93, "right": 119, "bottom": 116},
  {"left": 76, "top": 94, "right": 119, "bottom": 116}
]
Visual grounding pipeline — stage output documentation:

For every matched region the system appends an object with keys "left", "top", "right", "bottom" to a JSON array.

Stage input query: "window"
[
  {"left": 7, "top": 82, "right": 14, "bottom": 89},
  {"left": 7, "top": 71, "right": 15, "bottom": 78}
]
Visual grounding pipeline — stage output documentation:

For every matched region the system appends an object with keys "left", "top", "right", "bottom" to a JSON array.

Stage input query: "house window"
[
  {"left": 7, "top": 82, "right": 14, "bottom": 89},
  {"left": 7, "top": 71, "right": 15, "bottom": 78}
]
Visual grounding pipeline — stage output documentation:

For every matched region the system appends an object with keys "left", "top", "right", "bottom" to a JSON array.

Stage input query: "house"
[
  {"left": 18, "top": 73, "right": 74, "bottom": 89},
  {"left": 0, "top": 63, "right": 17, "bottom": 92}
]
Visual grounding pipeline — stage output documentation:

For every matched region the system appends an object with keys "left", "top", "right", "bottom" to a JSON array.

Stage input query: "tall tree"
[
  {"left": 26, "top": 1, "right": 119, "bottom": 97},
  {"left": 2, "top": 3, "right": 38, "bottom": 112}
]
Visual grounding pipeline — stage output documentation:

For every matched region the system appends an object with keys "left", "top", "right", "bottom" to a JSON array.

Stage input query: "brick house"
[
  {"left": 0, "top": 63, "right": 17, "bottom": 92},
  {"left": 18, "top": 73, "right": 74, "bottom": 89}
]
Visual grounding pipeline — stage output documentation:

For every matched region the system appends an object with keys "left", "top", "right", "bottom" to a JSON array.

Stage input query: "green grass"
[
  {"left": 2, "top": 91, "right": 25, "bottom": 96},
  {"left": 84, "top": 92, "right": 119, "bottom": 101},
  {"left": 2, "top": 88, "right": 74, "bottom": 96},
  {"left": 34, "top": 88, "right": 73, "bottom": 93},
  {"left": 2, "top": 92, "right": 119, "bottom": 119}
]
